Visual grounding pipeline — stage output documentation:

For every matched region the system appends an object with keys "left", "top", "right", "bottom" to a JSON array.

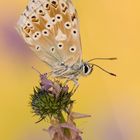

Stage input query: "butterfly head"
[
  {"left": 82, "top": 62, "right": 94, "bottom": 76},
  {"left": 81, "top": 57, "right": 117, "bottom": 77},
  {"left": 82, "top": 58, "right": 117, "bottom": 76}
]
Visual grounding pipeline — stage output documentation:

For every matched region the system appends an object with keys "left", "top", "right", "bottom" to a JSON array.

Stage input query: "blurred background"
[{"left": 0, "top": 0, "right": 140, "bottom": 140}]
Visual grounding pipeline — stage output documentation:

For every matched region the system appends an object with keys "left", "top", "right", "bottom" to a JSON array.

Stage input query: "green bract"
[{"left": 30, "top": 86, "right": 74, "bottom": 122}]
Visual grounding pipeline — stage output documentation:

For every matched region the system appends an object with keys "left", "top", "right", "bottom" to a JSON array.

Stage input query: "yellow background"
[{"left": 0, "top": 0, "right": 140, "bottom": 140}]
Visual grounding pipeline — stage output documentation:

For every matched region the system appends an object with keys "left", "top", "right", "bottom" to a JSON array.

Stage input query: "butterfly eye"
[
  {"left": 71, "top": 29, "right": 78, "bottom": 37},
  {"left": 55, "top": 14, "right": 63, "bottom": 22},
  {"left": 35, "top": 45, "right": 41, "bottom": 51},
  {"left": 50, "top": 47, "right": 55, "bottom": 53},
  {"left": 32, "top": 31, "right": 41, "bottom": 40},
  {"left": 69, "top": 46, "right": 76, "bottom": 53},
  {"left": 57, "top": 42, "right": 64, "bottom": 49},
  {"left": 42, "top": 29, "right": 49, "bottom": 36},
  {"left": 64, "top": 22, "right": 72, "bottom": 29}
]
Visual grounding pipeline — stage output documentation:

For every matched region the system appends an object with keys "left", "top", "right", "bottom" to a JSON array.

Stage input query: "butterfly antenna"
[
  {"left": 32, "top": 66, "right": 41, "bottom": 75},
  {"left": 93, "top": 64, "right": 116, "bottom": 77},
  {"left": 88, "top": 57, "right": 117, "bottom": 62}
]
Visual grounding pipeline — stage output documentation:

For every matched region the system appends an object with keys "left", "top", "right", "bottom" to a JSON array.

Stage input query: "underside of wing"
[{"left": 17, "top": 0, "right": 82, "bottom": 68}]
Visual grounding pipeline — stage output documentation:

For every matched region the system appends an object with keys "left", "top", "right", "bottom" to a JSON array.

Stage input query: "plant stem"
[
  {"left": 59, "top": 112, "right": 71, "bottom": 138},
  {"left": 59, "top": 112, "right": 65, "bottom": 123}
]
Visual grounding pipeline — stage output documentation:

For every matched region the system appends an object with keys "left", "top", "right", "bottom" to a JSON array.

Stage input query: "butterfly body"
[{"left": 50, "top": 61, "right": 93, "bottom": 83}]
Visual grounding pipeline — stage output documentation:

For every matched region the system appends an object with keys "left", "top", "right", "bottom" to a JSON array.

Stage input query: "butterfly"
[{"left": 16, "top": 0, "right": 116, "bottom": 85}]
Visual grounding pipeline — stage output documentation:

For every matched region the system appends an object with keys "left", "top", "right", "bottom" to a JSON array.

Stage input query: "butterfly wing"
[{"left": 17, "top": 0, "right": 82, "bottom": 69}]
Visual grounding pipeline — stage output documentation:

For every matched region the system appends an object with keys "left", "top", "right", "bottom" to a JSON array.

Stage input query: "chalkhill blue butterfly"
[{"left": 16, "top": 0, "right": 116, "bottom": 85}]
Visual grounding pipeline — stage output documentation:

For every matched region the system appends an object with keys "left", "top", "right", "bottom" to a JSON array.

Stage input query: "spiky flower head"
[{"left": 30, "top": 73, "right": 74, "bottom": 123}]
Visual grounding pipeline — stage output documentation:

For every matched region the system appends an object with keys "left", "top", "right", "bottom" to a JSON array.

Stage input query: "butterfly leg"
[
  {"left": 63, "top": 78, "right": 72, "bottom": 86},
  {"left": 72, "top": 78, "right": 79, "bottom": 92},
  {"left": 73, "top": 78, "right": 79, "bottom": 86},
  {"left": 71, "top": 83, "right": 79, "bottom": 93},
  {"left": 64, "top": 76, "right": 79, "bottom": 92},
  {"left": 63, "top": 78, "right": 79, "bottom": 94}
]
